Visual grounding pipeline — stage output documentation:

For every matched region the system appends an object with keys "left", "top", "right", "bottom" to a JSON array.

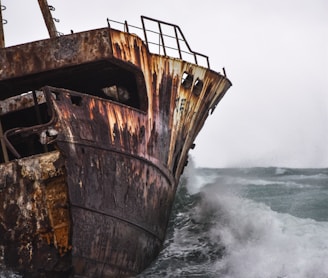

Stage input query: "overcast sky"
[{"left": 2, "top": 0, "right": 327, "bottom": 168}]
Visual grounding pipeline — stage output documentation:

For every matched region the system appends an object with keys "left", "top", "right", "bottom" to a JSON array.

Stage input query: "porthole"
[
  {"left": 181, "top": 72, "right": 193, "bottom": 89},
  {"left": 192, "top": 78, "right": 203, "bottom": 96},
  {"left": 70, "top": 95, "right": 83, "bottom": 106}
]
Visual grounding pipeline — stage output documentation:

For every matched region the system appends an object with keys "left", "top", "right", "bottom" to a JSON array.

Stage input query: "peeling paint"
[{"left": 0, "top": 14, "right": 231, "bottom": 277}]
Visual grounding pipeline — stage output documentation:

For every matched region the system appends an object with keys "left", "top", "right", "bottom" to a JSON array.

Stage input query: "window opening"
[
  {"left": 181, "top": 72, "right": 193, "bottom": 89},
  {"left": 192, "top": 78, "right": 203, "bottom": 96},
  {"left": 70, "top": 95, "right": 83, "bottom": 106}
]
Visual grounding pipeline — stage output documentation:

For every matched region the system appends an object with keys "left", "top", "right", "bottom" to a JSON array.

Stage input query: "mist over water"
[{"left": 140, "top": 166, "right": 328, "bottom": 278}]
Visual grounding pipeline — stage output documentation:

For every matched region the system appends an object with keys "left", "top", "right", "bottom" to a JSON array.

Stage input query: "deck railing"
[{"left": 107, "top": 16, "right": 210, "bottom": 68}]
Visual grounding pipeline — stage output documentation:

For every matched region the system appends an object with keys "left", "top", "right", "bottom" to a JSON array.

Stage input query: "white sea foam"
[
  {"left": 200, "top": 182, "right": 328, "bottom": 278},
  {"left": 275, "top": 167, "right": 288, "bottom": 175},
  {"left": 183, "top": 159, "right": 217, "bottom": 193}
]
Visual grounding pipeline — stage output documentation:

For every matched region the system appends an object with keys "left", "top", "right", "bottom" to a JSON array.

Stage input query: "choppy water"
[
  {"left": 1, "top": 166, "right": 328, "bottom": 278},
  {"left": 139, "top": 166, "right": 328, "bottom": 278}
]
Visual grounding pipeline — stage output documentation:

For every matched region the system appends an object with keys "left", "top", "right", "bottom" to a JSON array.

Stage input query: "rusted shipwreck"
[{"left": 0, "top": 1, "right": 231, "bottom": 277}]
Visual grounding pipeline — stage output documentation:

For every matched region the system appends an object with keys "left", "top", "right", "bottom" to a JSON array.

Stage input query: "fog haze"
[{"left": 2, "top": 0, "right": 327, "bottom": 168}]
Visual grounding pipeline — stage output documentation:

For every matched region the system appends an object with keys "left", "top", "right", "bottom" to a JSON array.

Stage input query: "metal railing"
[
  {"left": 107, "top": 16, "right": 210, "bottom": 68},
  {"left": 0, "top": 88, "right": 56, "bottom": 162}
]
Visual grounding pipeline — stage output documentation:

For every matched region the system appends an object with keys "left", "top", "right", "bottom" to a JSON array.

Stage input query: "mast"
[
  {"left": 38, "top": 0, "right": 58, "bottom": 38},
  {"left": 0, "top": 0, "right": 5, "bottom": 47}
]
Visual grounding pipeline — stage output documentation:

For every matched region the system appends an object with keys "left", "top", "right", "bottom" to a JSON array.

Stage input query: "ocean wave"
[
  {"left": 141, "top": 171, "right": 328, "bottom": 277},
  {"left": 200, "top": 181, "right": 328, "bottom": 278}
]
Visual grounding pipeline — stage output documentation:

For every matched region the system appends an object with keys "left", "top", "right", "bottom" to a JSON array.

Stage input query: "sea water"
[
  {"left": 1, "top": 166, "right": 328, "bottom": 277},
  {"left": 139, "top": 166, "right": 328, "bottom": 278}
]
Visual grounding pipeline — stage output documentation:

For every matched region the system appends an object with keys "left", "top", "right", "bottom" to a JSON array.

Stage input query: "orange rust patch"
[{"left": 45, "top": 176, "right": 71, "bottom": 256}]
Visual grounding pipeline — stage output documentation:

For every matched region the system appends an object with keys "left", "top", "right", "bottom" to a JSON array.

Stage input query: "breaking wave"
[{"left": 140, "top": 167, "right": 328, "bottom": 278}]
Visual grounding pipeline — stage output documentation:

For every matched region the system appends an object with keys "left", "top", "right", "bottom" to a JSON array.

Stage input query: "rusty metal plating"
[{"left": 0, "top": 7, "right": 231, "bottom": 277}]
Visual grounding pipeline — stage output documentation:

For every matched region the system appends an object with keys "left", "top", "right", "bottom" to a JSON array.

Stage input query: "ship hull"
[
  {"left": 0, "top": 87, "right": 179, "bottom": 276},
  {"left": 0, "top": 15, "right": 231, "bottom": 277},
  {"left": 0, "top": 151, "right": 72, "bottom": 276},
  {"left": 63, "top": 145, "right": 174, "bottom": 276},
  {"left": 0, "top": 148, "right": 172, "bottom": 276}
]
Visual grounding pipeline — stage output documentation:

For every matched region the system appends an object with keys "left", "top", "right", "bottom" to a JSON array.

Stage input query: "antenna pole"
[
  {"left": 38, "top": 0, "right": 57, "bottom": 38},
  {"left": 0, "top": 0, "right": 5, "bottom": 47}
]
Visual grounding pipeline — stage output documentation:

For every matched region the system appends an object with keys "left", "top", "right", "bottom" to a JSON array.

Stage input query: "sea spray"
[
  {"left": 139, "top": 167, "right": 328, "bottom": 278},
  {"left": 200, "top": 173, "right": 328, "bottom": 278}
]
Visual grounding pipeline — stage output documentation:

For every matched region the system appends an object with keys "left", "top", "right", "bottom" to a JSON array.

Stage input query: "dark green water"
[{"left": 139, "top": 167, "right": 328, "bottom": 278}]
